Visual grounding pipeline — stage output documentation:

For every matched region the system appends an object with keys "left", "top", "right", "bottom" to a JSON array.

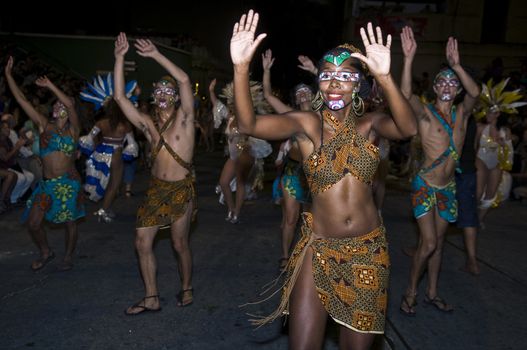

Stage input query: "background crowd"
[{"left": 1, "top": 40, "right": 527, "bottom": 216}]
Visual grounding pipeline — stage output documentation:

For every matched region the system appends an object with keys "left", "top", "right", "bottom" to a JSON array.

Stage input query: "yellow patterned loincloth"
[
  {"left": 257, "top": 212, "right": 389, "bottom": 333},
  {"left": 136, "top": 175, "right": 197, "bottom": 229}
]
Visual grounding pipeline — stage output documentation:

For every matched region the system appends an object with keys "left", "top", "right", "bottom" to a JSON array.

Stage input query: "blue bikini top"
[{"left": 40, "top": 126, "right": 76, "bottom": 158}]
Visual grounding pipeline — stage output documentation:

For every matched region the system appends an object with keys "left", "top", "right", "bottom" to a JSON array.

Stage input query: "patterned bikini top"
[
  {"left": 40, "top": 125, "right": 76, "bottom": 158},
  {"left": 303, "top": 109, "right": 380, "bottom": 194},
  {"left": 150, "top": 114, "right": 193, "bottom": 173}
]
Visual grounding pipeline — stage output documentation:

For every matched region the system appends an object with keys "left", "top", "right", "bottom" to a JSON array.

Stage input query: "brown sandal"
[
  {"left": 400, "top": 294, "right": 417, "bottom": 316},
  {"left": 124, "top": 295, "right": 162, "bottom": 315},
  {"left": 177, "top": 288, "right": 193, "bottom": 307},
  {"left": 424, "top": 295, "right": 453, "bottom": 312},
  {"left": 31, "top": 251, "right": 55, "bottom": 272}
]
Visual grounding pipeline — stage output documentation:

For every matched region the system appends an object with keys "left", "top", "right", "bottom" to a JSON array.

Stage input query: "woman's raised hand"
[
  {"left": 4, "top": 56, "right": 13, "bottom": 76},
  {"left": 262, "top": 49, "right": 275, "bottom": 71},
  {"left": 350, "top": 22, "right": 392, "bottom": 77},
  {"left": 400, "top": 26, "right": 417, "bottom": 60},
  {"left": 446, "top": 37, "right": 460, "bottom": 69},
  {"left": 134, "top": 39, "right": 160, "bottom": 58},
  {"left": 297, "top": 55, "right": 317, "bottom": 75},
  {"left": 209, "top": 78, "right": 217, "bottom": 91},
  {"left": 230, "top": 9, "right": 267, "bottom": 66},
  {"left": 35, "top": 76, "right": 52, "bottom": 88},
  {"left": 114, "top": 32, "right": 129, "bottom": 58}
]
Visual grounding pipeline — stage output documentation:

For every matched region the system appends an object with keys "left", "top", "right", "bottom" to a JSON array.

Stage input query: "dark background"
[{"left": 1, "top": 1, "right": 347, "bottom": 89}]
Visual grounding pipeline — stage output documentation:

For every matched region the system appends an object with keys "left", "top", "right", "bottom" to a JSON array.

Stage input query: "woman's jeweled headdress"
[
  {"left": 474, "top": 78, "right": 527, "bottom": 120},
  {"left": 80, "top": 73, "right": 137, "bottom": 110},
  {"left": 321, "top": 43, "right": 368, "bottom": 74}
]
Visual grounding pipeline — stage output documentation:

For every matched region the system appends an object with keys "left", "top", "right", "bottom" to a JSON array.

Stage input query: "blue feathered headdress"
[{"left": 80, "top": 73, "right": 138, "bottom": 111}]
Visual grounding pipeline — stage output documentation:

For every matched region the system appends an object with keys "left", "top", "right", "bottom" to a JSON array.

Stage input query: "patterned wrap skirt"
[
  {"left": 22, "top": 169, "right": 85, "bottom": 224},
  {"left": 272, "top": 158, "right": 309, "bottom": 203},
  {"left": 411, "top": 173, "right": 457, "bottom": 223},
  {"left": 136, "top": 175, "right": 197, "bottom": 229},
  {"left": 260, "top": 212, "right": 390, "bottom": 333}
]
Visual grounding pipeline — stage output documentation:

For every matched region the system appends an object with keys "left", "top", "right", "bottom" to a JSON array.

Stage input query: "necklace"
[{"left": 322, "top": 109, "right": 341, "bottom": 130}]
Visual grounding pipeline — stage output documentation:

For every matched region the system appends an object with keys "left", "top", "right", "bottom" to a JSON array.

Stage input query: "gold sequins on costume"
[{"left": 303, "top": 109, "right": 379, "bottom": 194}]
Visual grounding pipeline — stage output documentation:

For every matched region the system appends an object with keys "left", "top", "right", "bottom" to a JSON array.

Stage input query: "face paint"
[
  {"left": 434, "top": 78, "right": 459, "bottom": 101},
  {"left": 327, "top": 99, "right": 345, "bottom": 110},
  {"left": 153, "top": 86, "right": 177, "bottom": 109},
  {"left": 318, "top": 57, "right": 358, "bottom": 111},
  {"left": 437, "top": 93, "right": 454, "bottom": 102},
  {"left": 434, "top": 78, "right": 460, "bottom": 88},
  {"left": 323, "top": 51, "right": 351, "bottom": 66},
  {"left": 153, "top": 87, "right": 176, "bottom": 96},
  {"left": 318, "top": 71, "right": 360, "bottom": 82},
  {"left": 154, "top": 96, "right": 176, "bottom": 109},
  {"left": 295, "top": 87, "right": 313, "bottom": 104},
  {"left": 433, "top": 68, "right": 461, "bottom": 102},
  {"left": 52, "top": 102, "right": 68, "bottom": 119}
]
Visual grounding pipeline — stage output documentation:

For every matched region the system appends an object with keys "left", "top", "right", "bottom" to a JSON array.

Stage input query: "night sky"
[{"left": 1, "top": 1, "right": 346, "bottom": 90}]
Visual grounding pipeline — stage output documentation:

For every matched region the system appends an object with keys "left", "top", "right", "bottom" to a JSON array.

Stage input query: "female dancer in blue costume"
[
  {"left": 79, "top": 74, "right": 138, "bottom": 222},
  {"left": 5, "top": 57, "right": 85, "bottom": 271},
  {"left": 230, "top": 11, "right": 416, "bottom": 349},
  {"left": 261, "top": 49, "right": 312, "bottom": 271}
]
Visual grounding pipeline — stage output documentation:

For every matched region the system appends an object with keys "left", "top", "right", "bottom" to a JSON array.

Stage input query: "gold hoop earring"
[
  {"left": 352, "top": 92, "right": 365, "bottom": 116},
  {"left": 311, "top": 90, "right": 324, "bottom": 111}
]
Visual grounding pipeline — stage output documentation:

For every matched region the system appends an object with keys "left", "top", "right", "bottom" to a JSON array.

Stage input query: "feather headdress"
[
  {"left": 474, "top": 78, "right": 527, "bottom": 120},
  {"left": 80, "top": 73, "right": 138, "bottom": 111},
  {"left": 220, "top": 81, "right": 273, "bottom": 115}
]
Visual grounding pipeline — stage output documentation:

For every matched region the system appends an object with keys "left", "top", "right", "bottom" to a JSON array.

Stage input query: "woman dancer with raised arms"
[{"left": 230, "top": 10, "right": 416, "bottom": 349}]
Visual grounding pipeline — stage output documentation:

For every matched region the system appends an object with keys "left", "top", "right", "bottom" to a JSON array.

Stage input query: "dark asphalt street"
[{"left": 1, "top": 149, "right": 526, "bottom": 350}]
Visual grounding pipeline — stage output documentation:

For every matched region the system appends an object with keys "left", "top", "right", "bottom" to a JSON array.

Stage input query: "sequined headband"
[
  {"left": 323, "top": 43, "right": 368, "bottom": 74},
  {"left": 433, "top": 68, "right": 458, "bottom": 84}
]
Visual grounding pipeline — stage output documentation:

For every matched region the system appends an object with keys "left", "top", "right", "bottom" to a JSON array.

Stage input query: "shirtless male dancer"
[
  {"left": 399, "top": 26, "right": 480, "bottom": 315},
  {"left": 114, "top": 33, "right": 197, "bottom": 314}
]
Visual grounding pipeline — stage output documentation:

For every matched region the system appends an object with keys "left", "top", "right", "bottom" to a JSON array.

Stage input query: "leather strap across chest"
[
  {"left": 151, "top": 114, "right": 192, "bottom": 172},
  {"left": 420, "top": 104, "right": 460, "bottom": 174}
]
